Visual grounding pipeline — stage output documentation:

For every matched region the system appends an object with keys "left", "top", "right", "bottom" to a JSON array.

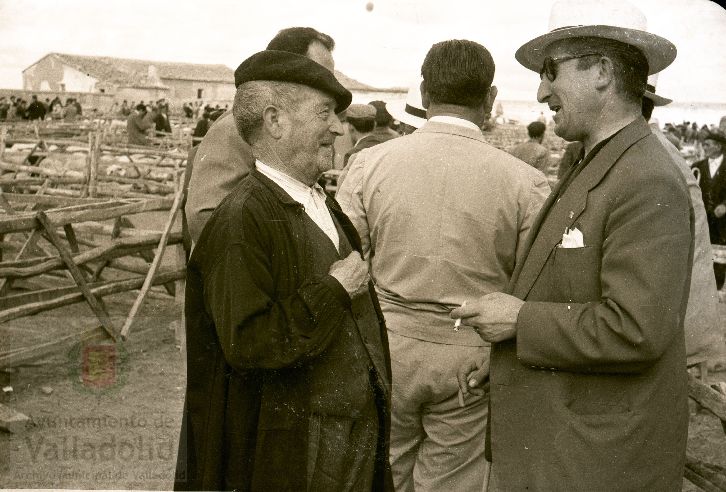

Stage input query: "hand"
[
  {"left": 450, "top": 292, "right": 523, "bottom": 343},
  {"left": 457, "top": 348, "right": 490, "bottom": 397},
  {"left": 329, "top": 252, "right": 369, "bottom": 298},
  {"left": 715, "top": 204, "right": 726, "bottom": 218}
]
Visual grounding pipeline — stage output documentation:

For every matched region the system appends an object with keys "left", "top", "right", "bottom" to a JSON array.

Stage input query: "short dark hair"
[
  {"left": 527, "top": 121, "right": 546, "bottom": 138},
  {"left": 347, "top": 117, "right": 375, "bottom": 133},
  {"left": 421, "top": 39, "right": 495, "bottom": 107},
  {"left": 266, "top": 27, "right": 335, "bottom": 55},
  {"left": 559, "top": 37, "right": 648, "bottom": 104}
]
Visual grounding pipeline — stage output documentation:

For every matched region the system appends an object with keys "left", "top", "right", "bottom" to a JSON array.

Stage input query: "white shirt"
[
  {"left": 429, "top": 115, "right": 481, "bottom": 131},
  {"left": 709, "top": 154, "right": 723, "bottom": 178},
  {"left": 256, "top": 160, "right": 339, "bottom": 251}
]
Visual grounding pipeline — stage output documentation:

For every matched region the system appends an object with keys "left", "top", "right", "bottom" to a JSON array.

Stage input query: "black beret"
[{"left": 234, "top": 50, "right": 352, "bottom": 113}]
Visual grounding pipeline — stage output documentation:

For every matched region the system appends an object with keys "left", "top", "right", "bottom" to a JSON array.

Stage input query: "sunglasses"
[{"left": 540, "top": 52, "right": 602, "bottom": 82}]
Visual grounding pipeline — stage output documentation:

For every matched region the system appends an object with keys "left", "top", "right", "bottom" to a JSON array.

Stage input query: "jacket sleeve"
[
  {"left": 515, "top": 169, "right": 692, "bottom": 373},
  {"left": 203, "top": 238, "right": 352, "bottom": 372},
  {"left": 335, "top": 152, "right": 371, "bottom": 258}
]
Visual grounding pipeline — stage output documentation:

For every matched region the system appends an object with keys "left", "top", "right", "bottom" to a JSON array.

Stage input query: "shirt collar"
[
  {"left": 428, "top": 115, "right": 480, "bottom": 131},
  {"left": 709, "top": 154, "right": 723, "bottom": 167},
  {"left": 255, "top": 159, "right": 326, "bottom": 197}
]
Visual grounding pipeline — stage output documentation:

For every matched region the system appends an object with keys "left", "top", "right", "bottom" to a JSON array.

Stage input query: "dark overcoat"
[{"left": 175, "top": 169, "right": 393, "bottom": 491}]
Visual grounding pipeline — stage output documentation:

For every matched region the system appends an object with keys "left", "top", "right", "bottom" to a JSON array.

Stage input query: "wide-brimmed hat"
[
  {"left": 234, "top": 50, "right": 352, "bottom": 113},
  {"left": 643, "top": 73, "right": 672, "bottom": 106},
  {"left": 388, "top": 79, "right": 426, "bottom": 129},
  {"left": 515, "top": 0, "right": 676, "bottom": 76}
]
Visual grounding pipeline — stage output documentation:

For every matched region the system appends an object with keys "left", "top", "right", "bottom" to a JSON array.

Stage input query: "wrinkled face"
[
  {"left": 704, "top": 139, "right": 724, "bottom": 159},
  {"left": 536, "top": 43, "right": 600, "bottom": 143},
  {"left": 306, "top": 40, "right": 335, "bottom": 72},
  {"left": 281, "top": 87, "right": 343, "bottom": 183}
]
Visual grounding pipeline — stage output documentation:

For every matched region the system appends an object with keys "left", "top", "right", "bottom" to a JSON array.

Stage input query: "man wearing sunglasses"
[{"left": 453, "top": 1, "right": 692, "bottom": 490}]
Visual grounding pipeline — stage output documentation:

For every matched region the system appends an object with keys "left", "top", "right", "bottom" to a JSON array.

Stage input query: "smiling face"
[
  {"left": 536, "top": 42, "right": 602, "bottom": 143},
  {"left": 280, "top": 86, "right": 343, "bottom": 184}
]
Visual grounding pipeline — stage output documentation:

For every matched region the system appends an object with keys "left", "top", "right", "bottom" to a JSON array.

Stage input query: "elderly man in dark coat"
[{"left": 174, "top": 50, "right": 393, "bottom": 492}]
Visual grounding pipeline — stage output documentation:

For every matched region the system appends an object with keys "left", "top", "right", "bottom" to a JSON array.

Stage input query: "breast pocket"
[{"left": 552, "top": 246, "right": 601, "bottom": 303}]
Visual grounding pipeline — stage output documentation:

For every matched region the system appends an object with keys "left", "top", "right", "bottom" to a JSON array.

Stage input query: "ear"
[
  {"left": 420, "top": 81, "right": 430, "bottom": 109},
  {"left": 484, "top": 86, "right": 498, "bottom": 113},
  {"left": 261, "top": 105, "right": 284, "bottom": 139},
  {"left": 594, "top": 57, "right": 615, "bottom": 91}
]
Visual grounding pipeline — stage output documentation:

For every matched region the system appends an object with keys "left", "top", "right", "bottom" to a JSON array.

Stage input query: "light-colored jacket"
[
  {"left": 508, "top": 139, "right": 550, "bottom": 173},
  {"left": 184, "top": 110, "right": 254, "bottom": 243},
  {"left": 336, "top": 120, "right": 550, "bottom": 346}
]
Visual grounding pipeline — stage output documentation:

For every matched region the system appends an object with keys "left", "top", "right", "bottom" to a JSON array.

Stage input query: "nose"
[
  {"left": 537, "top": 77, "right": 551, "bottom": 104},
  {"left": 330, "top": 114, "right": 344, "bottom": 136}
]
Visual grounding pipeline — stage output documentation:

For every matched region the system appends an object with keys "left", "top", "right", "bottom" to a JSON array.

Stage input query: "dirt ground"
[
  {"left": 0, "top": 286, "right": 725, "bottom": 490},
  {"left": 0, "top": 291, "right": 186, "bottom": 490}
]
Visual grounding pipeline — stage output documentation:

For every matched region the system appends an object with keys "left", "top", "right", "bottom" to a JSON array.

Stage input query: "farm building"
[{"left": 22, "top": 53, "right": 236, "bottom": 104}]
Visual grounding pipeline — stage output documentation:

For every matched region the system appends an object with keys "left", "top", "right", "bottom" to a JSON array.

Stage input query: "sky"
[{"left": 0, "top": 0, "right": 724, "bottom": 102}]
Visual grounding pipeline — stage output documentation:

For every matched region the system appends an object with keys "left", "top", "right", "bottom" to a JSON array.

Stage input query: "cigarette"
[
  {"left": 458, "top": 387, "right": 465, "bottom": 407},
  {"left": 453, "top": 301, "right": 467, "bottom": 331}
]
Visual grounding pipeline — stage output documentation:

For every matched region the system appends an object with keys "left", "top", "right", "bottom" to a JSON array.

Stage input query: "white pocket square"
[{"left": 560, "top": 226, "right": 584, "bottom": 248}]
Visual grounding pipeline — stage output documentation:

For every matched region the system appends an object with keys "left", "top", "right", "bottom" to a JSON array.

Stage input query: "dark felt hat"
[
  {"left": 234, "top": 50, "right": 352, "bottom": 113},
  {"left": 704, "top": 130, "right": 726, "bottom": 146}
]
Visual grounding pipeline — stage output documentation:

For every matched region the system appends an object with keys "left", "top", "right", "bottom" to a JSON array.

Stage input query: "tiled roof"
[
  {"left": 29, "top": 52, "right": 387, "bottom": 92},
  {"left": 45, "top": 53, "right": 234, "bottom": 87}
]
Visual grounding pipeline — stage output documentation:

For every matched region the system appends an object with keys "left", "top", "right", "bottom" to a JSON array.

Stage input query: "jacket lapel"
[
  {"left": 510, "top": 118, "right": 652, "bottom": 299},
  {"left": 326, "top": 196, "right": 363, "bottom": 254}
]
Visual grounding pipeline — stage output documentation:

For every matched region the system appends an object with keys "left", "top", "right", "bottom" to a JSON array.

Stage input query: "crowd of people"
[
  {"left": 0, "top": 94, "right": 83, "bottom": 121},
  {"left": 173, "top": 0, "right": 725, "bottom": 490}
]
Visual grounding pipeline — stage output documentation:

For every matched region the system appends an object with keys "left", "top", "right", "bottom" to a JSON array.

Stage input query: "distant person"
[
  {"left": 342, "top": 103, "right": 378, "bottom": 166},
  {"left": 191, "top": 110, "right": 211, "bottom": 146},
  {"left": 494, "top": 101, "right": 504, "bottom": 124},
  {"left": 126, "top": 103, "right": 152, "bottom": 145},
  {"left": 120, "top": 100, "right": 130, "bottom": 117},
  {"left": 692, "top": 130, "right": 726, "bottom": 289},
  {"left": 508, "top": 121, "right": 550, "bottom": 173},
  {"left": 0, "top": 97, "right": 8, "bottom": 120},
  {"left": 182, "top": 102, "right": 193, "bottom": 118},
  {"left": 368, "top": 100, "right": 400, "bottom": 140},
  {"left": 14, "top": 98, "right": 27, "bottom": 120},
  {"left": 154, "top": 104, "right": 172, "bottom": 136},
  {"left": 26, "top": 95, "right": 46, "bottom": 120},
  {"left": 63, "top": 98, "right": 78, "bottom": 121},
  {"left": 50, "top": 97, "right": 63, "bottom": 120},
  {"left": 185, "top": 26, "right": 337, "bottom": 245}
]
